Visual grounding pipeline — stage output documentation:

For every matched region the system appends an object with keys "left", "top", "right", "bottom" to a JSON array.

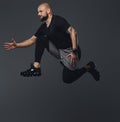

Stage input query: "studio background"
[{"left": 0, "top": 0, "right": 120, "bottom": 122}]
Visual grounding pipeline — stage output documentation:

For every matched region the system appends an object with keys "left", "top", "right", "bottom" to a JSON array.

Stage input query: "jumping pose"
[{"left": 4, "top": 2, "right": 100, "bottom": 83}]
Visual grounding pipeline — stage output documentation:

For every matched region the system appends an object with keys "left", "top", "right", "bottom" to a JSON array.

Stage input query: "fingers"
[
  {"left": 3, "top": 42, "right": 14, "bottom": 50},
  {"left": 67, "top": 54, "right": 73, "bottom": 65},
  {"left": 4, "top": 43, "right": 11, "bottom": 50},
  {"left": 70, "top": 57, "right": 78, "bottom": 65},
  {"left": 67, "top": 53, "right": 79, "bottom": 65},
  {"left": 3, "top": 37, "right": 16, "bottom": 50}
]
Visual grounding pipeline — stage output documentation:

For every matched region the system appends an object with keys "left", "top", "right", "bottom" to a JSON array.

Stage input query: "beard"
[{"left": 40, "top": 14, "right": 48, "bottom": 22}]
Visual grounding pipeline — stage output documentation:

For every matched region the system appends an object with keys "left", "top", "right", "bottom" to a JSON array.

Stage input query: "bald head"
[
  {"left": 38, "top": 2, "right": 51, "bottom": 9},
  {"left": 38, "top": 2, "right": 52, "bottom": 14}
]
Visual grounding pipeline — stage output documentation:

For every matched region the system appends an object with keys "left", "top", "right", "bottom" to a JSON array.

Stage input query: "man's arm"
[
  {"left": 67, "top": 26, "right": 77, "bottom": 50},
  {"left": 4, "top": 35, "right": 37, "bottom": 50},
  {"left": 16, "top": 35, "right": 37, "bottom": 47},
  {"left": 67, "top": 26, "right": 79, "bottom": 65}
]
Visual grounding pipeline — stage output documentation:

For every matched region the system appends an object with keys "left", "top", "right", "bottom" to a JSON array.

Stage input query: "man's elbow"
[{"left": 68, "top": 26, "right": 77, "bottom": 35}]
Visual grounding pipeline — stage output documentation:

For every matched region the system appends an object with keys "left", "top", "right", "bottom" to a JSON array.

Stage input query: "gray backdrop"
[{"left": 0, "top": 0, "right": 120, "bottom": 122}]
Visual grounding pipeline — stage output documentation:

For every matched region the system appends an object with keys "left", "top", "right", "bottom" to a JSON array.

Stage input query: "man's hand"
[
  {"left": 4, "top": 38, "right": 17, "bottom": 50},
  {"left": 67, "top": 52, "right": 79, "bottom": 66}
]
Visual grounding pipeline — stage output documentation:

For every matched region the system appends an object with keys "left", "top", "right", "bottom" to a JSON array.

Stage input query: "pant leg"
[
  {"left": 60, "top": 47, "right": 87, "bottom": 83},
  {"left": 47, "top": 43, "right": 87, "bottom": 83},
  {"left": 62, "top": 66, "right": 86, "bottom": 84},
  {"left": 34, "top": 36, "right": 49, "bottom": 63},
  {"left": 47, "top": 41, "right": 61, "bottom": 59},
  {"left": 59, "top": 46, "right": 81, "bottom": 71},
  {"left": 35, "top": 37, "right": 60, "bottom": 63}
]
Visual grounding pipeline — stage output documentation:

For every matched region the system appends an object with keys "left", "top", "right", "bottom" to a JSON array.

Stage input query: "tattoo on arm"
[
  {"left": 67, "top": 26, "right": 77, "bottom": 34},
  {"left": 67, "top": 26, "right": 78, "bottom": 49},
  {"left": 67, "top": 26, "right": 73, "bottom": 33}
]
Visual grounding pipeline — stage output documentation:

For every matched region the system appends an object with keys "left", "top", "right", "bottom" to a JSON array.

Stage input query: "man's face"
[{"left": 37, "top": 5, "right": 48, "bottom": 22}]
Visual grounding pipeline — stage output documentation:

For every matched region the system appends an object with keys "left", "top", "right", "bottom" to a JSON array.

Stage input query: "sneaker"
[
  {"left": 87, "top": 61, "right": 100, "bottom": 81},
  {"left": 20, "top": 64, "right": 41, "bottom": 77}
]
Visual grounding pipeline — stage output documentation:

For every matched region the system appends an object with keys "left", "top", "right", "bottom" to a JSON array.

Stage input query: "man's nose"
[{"left": 38, "top": 12, "right": 41, "bottom": 16}]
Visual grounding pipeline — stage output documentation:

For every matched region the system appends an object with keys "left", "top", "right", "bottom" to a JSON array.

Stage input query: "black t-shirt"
[{"left": 34, "top": 15, "right": 72, "bottom": 49}]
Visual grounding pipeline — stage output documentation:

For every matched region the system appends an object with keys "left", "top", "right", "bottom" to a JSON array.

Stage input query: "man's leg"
[
  {"left": 59, "top": 47, "right": 86, "bottom": 83},
  {"left": 62, "top": 66, "right": 87, "bottom": 83},
  {"left": 33, "top": 36, "right": 48, "bottom": 67},
  {"left": 20, "top": 36, "right": 48, "bottom": 77},
  {"left": 60, "top": 47, "right": 100, "bottom": 83},
  {"left": 62, "top": 61, "right": 100, "bottom": 83},
  {"left": 45, "top": 43, "right": 100, "bottom": 83}
]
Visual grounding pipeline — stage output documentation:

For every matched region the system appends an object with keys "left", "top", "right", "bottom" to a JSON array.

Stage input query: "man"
[{"left": 4, "top": 2, "right": 100, "bottom": 83}]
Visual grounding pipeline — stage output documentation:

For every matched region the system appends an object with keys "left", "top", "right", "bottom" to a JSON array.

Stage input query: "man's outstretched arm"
[{"left": 4, "top": 35, "right": 37, "bottom": 50}]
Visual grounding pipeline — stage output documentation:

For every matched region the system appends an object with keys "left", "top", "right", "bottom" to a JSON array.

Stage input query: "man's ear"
[{"left": 47, "top": 8, "right": 50, "bottom": 14}]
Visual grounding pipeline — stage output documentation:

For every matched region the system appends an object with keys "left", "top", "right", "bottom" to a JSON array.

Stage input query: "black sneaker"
[
  {"left": 20, "top": 64, "right": 41, "bottom": 77},
  {"left": 87, "top": 61, "right": 100, "bottom": 81}
]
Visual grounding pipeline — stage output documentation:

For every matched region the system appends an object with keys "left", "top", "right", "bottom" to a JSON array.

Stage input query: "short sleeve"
[
  {"left": 56, "top": 16, "right": 71, "bottom": 32},
  {"left": 34, "top": 26, "right": 42, "bottom": 38},
  {"left": 34, "top": 23, "right": 46, "bottom": 38}
]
